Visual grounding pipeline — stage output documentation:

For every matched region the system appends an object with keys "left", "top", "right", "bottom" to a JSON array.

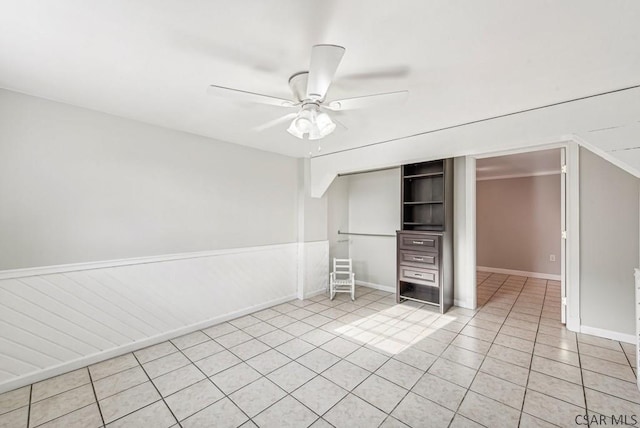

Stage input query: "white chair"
[{"left": 329, "top": 258, "right": 355, "bottom": 301}]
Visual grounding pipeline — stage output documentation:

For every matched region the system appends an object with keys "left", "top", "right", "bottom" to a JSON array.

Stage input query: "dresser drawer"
[
  {"left": 399, "top": 233, "right": 440, "bottom": 252},
  {"left": 399, "top": 250, "right": 438, "bottom": 269},
  {"left": 399, "top": 266, "right": 439, "bottom": 287}
]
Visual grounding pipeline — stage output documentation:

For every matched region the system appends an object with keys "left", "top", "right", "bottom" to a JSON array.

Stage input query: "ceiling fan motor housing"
[{"left": 289, "top": 71, "right": 310, "bottom": 102}]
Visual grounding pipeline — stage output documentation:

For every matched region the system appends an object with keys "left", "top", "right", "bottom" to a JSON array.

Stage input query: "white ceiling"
[
  {"left": 476, "top": 149, "right": 561, "bottom": 180},
  {"left": 1, "top": 1, "right": 640, "bottom": 160}
]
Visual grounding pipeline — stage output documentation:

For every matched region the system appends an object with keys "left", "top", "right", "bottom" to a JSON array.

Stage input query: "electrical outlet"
[{"left": 549, "top": 254, "right": 556, "bottom": 262}]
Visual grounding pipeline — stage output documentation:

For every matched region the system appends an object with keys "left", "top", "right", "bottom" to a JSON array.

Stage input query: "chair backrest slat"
[{"left": 333, "top": 258, "right": 352, "bottom": 274}]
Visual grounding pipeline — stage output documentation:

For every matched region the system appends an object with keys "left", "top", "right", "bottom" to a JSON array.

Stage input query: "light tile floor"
[{"left": 2, "top": 273, "right": 640, "bottom": 427}]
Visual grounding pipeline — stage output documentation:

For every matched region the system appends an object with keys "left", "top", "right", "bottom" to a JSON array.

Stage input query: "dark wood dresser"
[{"left": 397, "top": 159, "right": 453, "bottom": 313}]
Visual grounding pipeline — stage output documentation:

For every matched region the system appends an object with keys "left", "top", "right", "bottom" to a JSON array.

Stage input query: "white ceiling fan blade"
[
  {"left": 319, "top": 107, "right": 348, "bottom": 131},
  {"left": 207, "top": 85, "right": 296, "bottom": 108},
  {"left": 254, "top": 113, "right": 297, "bottom": 132},
  {"left": 306, "top": 44, "right": 345, "bottom": 101},
  {"left": 325, "top": 90, "right": 408, "bottom": 111},
  {"left": 332, "top": 116, "right": 348, "bottom": 131},
  {"left": 340, "top": 66, "right": 410, "bottom": 81}
]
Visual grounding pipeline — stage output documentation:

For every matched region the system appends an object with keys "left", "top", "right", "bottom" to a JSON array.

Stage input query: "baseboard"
[
  {"left": 580, "top": 325, "right": 635, "bottom": 345},
  {"left": 0, "top": 293, "right": 297, "bottom": 394},
  {"left": 304, "top": 288, "right": 327, "bottom": 299},
  {"left": 356, "top": 280, "right": 395, "bottom": 294},
  {"left": 454, "top": 299, "right": 475, "bottom": 310},
  {"left": 476, "top": 266, "right": 561, "bottom": 281}
]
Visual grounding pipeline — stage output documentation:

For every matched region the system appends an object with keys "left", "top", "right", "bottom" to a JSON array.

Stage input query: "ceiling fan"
[{"left": 207, "top": 44, "right": 408, "bottom": 140}]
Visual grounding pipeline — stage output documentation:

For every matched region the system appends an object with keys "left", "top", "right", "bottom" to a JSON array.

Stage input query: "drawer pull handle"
[
  {"left": 413, "top": 273, "right": 423, "bottom": 277},
  {"left": 413, "top": 257, "right": 424, "bottom": 261},
  {"left": 412, "top": 241, "right": 424, "bottom": 245}
]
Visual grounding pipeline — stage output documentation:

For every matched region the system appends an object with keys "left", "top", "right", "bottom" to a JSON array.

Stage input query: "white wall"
[
  {"left": 298, "top": 159, "right": 328, "bottom": 243},
  {"left": 296, "top": 158, "right": 329, "bottom": 298},
  {"left": 347, "top": 168, "right": 400, "bottom": 289},
  {"left": 326, "top": 176, "right": 349, "bottom": 261},
  {"left": 476, "top": 174, "right": 561, "bottom": 276},
  {"left": 453, "top": 156, "right": 476, "bottom": 309},
  {"left": 0, "top": 89, "right": 298, "bottom": 270},
  {"left": 0, "top": 89, "right": 332, "bottom": 393},
  {"left": 580, "top": 147, "right": 639, "bottom": 337}
]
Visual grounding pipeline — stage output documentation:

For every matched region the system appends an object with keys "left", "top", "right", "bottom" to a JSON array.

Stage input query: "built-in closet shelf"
[
  {"left": 403, "top": 201, "right": 443, "bottom": 205},
  {"left": 337, "top": 230, "right": 395, "bottom": 238},
  {"left": 399, "top": 288, "right": 441, "bottom": 307},
  {"left": 397, "top": 158, "right": 453, "bottom": 314},
  {"left": 402, "top": 222, "right": 443, "bottom": 227},
  {"left": 403, "top": 172, "right": 444, "bottom": 179}
]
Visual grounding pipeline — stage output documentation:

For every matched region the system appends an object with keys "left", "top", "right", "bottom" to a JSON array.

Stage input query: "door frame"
[{"left": 464, "top": 139, "right": 580, "bottom": 332}]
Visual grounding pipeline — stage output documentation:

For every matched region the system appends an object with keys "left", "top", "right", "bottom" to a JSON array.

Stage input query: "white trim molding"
[
  {"left": 477, "top": 266, "right": 562, "bottom": 281},
  {"left": 580, "top": 325, "right": 635, "bottom": 345},
  {"left": 572, "top": 134, "right": 640, "bottom": 179},
  {"left": 454, "top": 299, "right": 475, "bottom": 308},
  {"left": 565, "top": 140, "right": 581, "bottom": 332},
  {"left": 0, "top": 243, "right": 295, "bottom": 280},
  {"left": 355, "top": 280, "right": 395, "bottom": 294},
  {"left": 476, "top": 171, "right": 561, "bottom": 181}
]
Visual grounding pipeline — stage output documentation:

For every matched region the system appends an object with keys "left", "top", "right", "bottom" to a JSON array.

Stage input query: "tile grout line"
[
  {"left": 518, "top": 277, "right": 548, "bottom": 426},
  {"left": 390, "top": 274, "right": 512, "bottom": 426},
  {"left": 522, "top": 280, "right": 600, "bottom": 422},
  {"left": 91, "top": 360, "right": 173, "bottom": 403},
  {"left": 529, "top": 279, "right": 632, "bottom": 414},
  {"left": 442, "top": 273, "right": 505, "bottom": 428},
  {"left": 281, "top": 302, "right": 401, "bottom": 425},
  {"left": 130, "top": 353, "right": 182, "bottom": 428},
  {"left": 26, "top": 384, "right": 32, "bottom": 428},
  {"left": 187, "top": 330, "right": 309, "bottom": 425},
  {"left": 445, "top": 273, "right": 521, "bottom": 426},
  {"left": 25, "top": 382, "right": 101, "bottom": 428},
  {"left": 234, "top": 291, "right": 428, "bottom": 426},
  {"left": 576, "top": 327, "right": 591, "bottom": 425},
  {"left": 314, "top": 300, "right": 446, "bottom": 427},
  {"left": 231, "top": 294, "right": 381, "bottom": 426},
  {"left": 175, "top": 309, "right": 356, "bottom": 426},
  {"left": 87, "top": 368, "right": 106, "bottom": 427},
  {"left": 172, "top": 341, "right": 257, "bottom": 427},
  {"left": 171, "top": 325, "right": 309, "bottom": 420}
]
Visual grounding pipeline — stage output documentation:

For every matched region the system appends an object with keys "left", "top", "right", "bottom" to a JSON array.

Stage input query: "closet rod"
[
  {"left": 337, "top": 230, "right": 395, "bottom": 238},
  {"left": 337, "top": 166, "right": 399, "bottom": 177}
]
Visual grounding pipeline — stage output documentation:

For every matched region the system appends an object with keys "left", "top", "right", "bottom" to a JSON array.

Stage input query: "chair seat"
[{"left": 333, "top": 280, "right": 353, "bottom": 286}]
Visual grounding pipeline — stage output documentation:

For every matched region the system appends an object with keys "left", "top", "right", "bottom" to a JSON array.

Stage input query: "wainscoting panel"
[
  {"left": 0, "top": 243, "right": 303, "bottom": 393},
  {"left": 303, "top": 241, "right": 329, "bottom": 298}
]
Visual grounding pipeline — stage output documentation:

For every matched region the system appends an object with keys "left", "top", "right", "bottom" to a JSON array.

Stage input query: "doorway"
[{"left": 473, "top": 146, "right": 568, "bottom": 325}]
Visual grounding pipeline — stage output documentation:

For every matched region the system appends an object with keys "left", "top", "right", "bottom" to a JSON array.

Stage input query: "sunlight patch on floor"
[{"left": 331, "top": 302, "right": 464, "bottom": 355}]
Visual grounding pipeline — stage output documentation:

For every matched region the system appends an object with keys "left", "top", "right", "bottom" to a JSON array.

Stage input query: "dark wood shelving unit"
[
  {"left": 403, "top": 201, "right": 444, "bottom": 205},
  {"left": 397, "top": 159, "right": 453, "bottom": 313}
]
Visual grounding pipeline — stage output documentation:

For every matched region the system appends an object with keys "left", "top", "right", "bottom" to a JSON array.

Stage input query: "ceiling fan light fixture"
[
  {"left": 286, "top": 120, "right": 305, "bottom": 138},
  {"left": 288, "top": 104, "right": 336, "bottom": 140},
  {"left": 315, "top": 111, "right": 336, "bottom": 137}
]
